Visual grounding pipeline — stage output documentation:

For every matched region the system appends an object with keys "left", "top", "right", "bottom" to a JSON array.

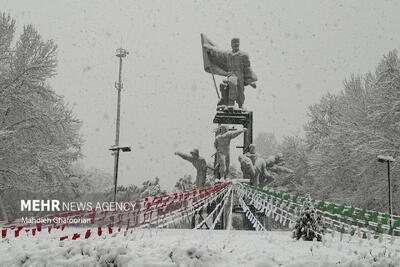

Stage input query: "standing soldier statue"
[
  {"left": 174, "top": 149, "right": 208, "bottom": 188},
  {"left": 201, "top": 33, "right": 257, "bottom": 108},
  {"left": 214, "top": 126, "right": 247, "bottom": 179}
]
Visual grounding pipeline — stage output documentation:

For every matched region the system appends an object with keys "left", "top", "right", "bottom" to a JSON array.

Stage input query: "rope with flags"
[
  {"left": 238, "top": 183, "right": 399, "bottom": 243},
  {"left": 1, "top": 180, "right": 399, "bottom": 248},
  {"left": 0, "top": 182, "right": 231, "bottom": 240}
]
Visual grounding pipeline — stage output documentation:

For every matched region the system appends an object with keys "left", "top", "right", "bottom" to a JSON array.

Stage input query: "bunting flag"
[
  {"left": 85, "top": 229, "right": 91, "bottom": 239},
  {"left": 244, "top": 184, "right": 400, "bottom": 236}
]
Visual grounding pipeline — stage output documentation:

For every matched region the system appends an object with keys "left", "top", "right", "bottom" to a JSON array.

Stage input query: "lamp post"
[
  {"left": 111, "top": 47, "right": 130, "bottom": 204},
  {"left": 377, "top": 155, "right": 395, "bottom": 229}
]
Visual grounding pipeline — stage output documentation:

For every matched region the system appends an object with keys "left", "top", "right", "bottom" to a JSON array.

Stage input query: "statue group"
[{"left": 174, "top": 34, "right": 292, "bottom": 189}]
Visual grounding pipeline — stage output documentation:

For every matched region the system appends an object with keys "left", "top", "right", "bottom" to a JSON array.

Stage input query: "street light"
[{"left": 377, "top": 155, "right": 395, "bottom": 229}]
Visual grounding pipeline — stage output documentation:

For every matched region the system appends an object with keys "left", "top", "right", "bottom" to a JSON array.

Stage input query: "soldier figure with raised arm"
[
  {"left": 174, "top": 149, "right": 208, "bottom": 188},
  {"left": 214, "top": 125, "right": 247, "bottom": 179}
]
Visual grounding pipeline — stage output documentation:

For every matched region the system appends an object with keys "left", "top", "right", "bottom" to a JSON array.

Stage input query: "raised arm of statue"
[
  {"left": 270, "top": 165, "right": 294, "bottom": 174},
  {"left": 175, "top": 152, "right": 194, "bottom": 163},
  {"left": 226, "top": 128, "right": 247, "bottom": 140}
]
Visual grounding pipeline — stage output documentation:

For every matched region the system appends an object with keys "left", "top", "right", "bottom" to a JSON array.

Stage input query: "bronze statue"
[
  {"left": 214, "top": 125, "right": 247, "bottom": 178},
  {"left": 175, "top": 149, "right": 208, "bottom": 188},
  {"left": 201, "top": 34, "right": 257, "bottom": 108}
]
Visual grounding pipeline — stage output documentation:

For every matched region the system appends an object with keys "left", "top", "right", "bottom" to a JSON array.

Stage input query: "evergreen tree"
[{"left": 292, "top": 195, "right": 324, "bottom": 241}]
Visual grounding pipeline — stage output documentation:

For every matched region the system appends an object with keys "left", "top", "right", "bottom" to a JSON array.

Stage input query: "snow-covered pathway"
[{"left": 1, "top": 228, "right": 399, "bottom": 266}]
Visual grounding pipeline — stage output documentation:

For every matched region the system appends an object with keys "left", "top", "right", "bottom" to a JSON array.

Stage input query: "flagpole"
[{"left": 210, "top": 66, "right": 220, "bottom": 99}]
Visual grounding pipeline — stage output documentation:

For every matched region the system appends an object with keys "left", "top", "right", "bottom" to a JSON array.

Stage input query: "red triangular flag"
[
  {"left": 84, "top": 229, "right": 91, "bottom": 239},
  {"left": 98, "top": 226, "right": 102, "bottom": 236},
  {"left": 72, "top": 233, "right": 80, "bottom": 240}
]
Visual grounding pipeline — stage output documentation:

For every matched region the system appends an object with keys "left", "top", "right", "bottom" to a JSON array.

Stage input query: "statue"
[
  {"left": 174, "top": 149, "right": 208, "bottom": 188},
  {"left": 254, "top": 158, "right": 276, "bottom": 188},
  {"left": 244, "top": 144, "right": 258, "bottom": 165},
  {"left": 238, "top": 154, "right": 256, "bottom": 185},
  {"left": 264, "top": 153, "right": 294, "bottom": 175},
  {"left": 239, "top": 145, "right": 293, "bottom": 188},
  {"left": 201, "top": 34, "right": 257, "bottom": 108},
  {"left": 214, "top": 125, "right": 247, "bottom": 178}
]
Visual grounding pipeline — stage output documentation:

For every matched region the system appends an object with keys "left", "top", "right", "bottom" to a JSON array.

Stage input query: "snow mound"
[{"left": 1, "top": 228, "right": 399, "bottom": 266}]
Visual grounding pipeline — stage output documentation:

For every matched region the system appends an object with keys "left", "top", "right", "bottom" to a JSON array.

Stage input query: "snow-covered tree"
[
  {"left": 254, "top": 132, "right": 279, "bottom": 159},
  {"left": 174, "top": 174, "right": 195, "bottom": 191},
  {"left": 0, "top": 13, "right": 82, "bottom": 191},
  {"left": 278, "top": 136, "right": 311, "bottom": 193},
  {"left": 301, "top": 50, "right": 400, "bottom": 212},
  {"left": 0, "top": 13, "right": 83, "bottom": 219},
  {"left": 292, "top": 195, "right": 324, "bottom": 241}
]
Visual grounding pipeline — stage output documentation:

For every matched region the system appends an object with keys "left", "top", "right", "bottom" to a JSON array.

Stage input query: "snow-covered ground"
[{"left": 1, "top": 228, "right": 400, "bottom": 266}]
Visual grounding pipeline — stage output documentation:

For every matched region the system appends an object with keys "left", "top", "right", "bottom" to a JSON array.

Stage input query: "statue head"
[
  {"left": 275, "top": 153, "right": 283, "bottom": 163},
  {"left": 249, "top": 144, "right": 256, "bottom": 154},
  {"left": 219, "top": 125, "right": 229, "bottom": 134},
  {"left": 231, "top": 38, "right": 240, "bottom": 53},
  {"left": 190, "top": 148, "right": 199, "bottom": 158},
  {"left": 215, "top": 125, "right": 228, "bottom": 135}
]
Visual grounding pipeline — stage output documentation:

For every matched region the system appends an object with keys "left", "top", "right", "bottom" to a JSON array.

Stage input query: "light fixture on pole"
[{"left": 377, "top": 155, "right": 395, "bottom": 229}]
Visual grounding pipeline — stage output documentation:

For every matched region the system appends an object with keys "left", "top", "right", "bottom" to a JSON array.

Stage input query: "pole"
[
  {"left": 113, "top": 150, "right": 120, "bottom": 203},
  {"left": 113, "top": 48, "right": 128, "bottom": 203},
  {"left": 211, "top": 72, "right": 220, "bottom": 99},
  {"left": 388, "top": 160, "right": 393, "bottom": 229}
]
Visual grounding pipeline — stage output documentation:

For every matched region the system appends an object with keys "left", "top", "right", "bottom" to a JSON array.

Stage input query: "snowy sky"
[{"left": 3, "top": 0, "right": 400, "bottom": 190}]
